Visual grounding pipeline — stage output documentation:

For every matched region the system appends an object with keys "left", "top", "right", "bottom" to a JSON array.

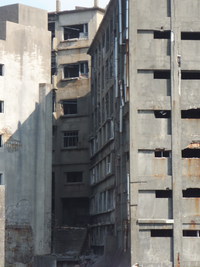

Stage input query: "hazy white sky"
[{"left": 0, "top": 0, "right": 110, "bottom": 11}]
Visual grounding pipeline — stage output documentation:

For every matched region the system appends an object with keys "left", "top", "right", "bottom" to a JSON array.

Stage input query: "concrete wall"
[{"left": 0, "top": 5, "right": 51, "bottom": 266}]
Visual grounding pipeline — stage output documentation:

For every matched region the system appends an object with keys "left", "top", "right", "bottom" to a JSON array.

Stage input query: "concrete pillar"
[
  {"left": 56, "top": 0, "right": 61, "bottom": 12},
  {"left": 94, "top": 0, "right": 99, "bottom": 7}
]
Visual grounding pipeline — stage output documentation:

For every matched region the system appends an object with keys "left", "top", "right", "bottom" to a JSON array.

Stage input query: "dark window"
[
  {"left": 183, "top": 230, "right": 199, "bottom": 237},
  {"left": 154, "top": 70, "right": 170, "bottom": 79},
  {"left": 154, "top": 110, "right": 171, "bottom": 118},
  {"left": 65, "top": 172, "right": 83, "bottom": 183},
  {"left": 62, "top": 99, "right": 77, "bottom": 115},
  {"left": 64, "top": 24, "right": 88, "bottom": 40},
  {"left": 155, "top": 190, "right": 172, "bottom": 198},
  {"left": 154, "top": 31, "right": 170, "bottom": 39},
  {"left": 183, "top": 188, "right": 200, "bottom": 198},
  {"left": 0, "top": 64, "right": 4, "bottom": 76},
  {"left": 155, "top": 150, "right": 171, "bottom": 157},
  {"left": 181, "top": 32, "right": 200, "bottom": 40},
  {"left": 63, "top": 131, "right": 78, "bottom": 148},
  {"left": 182, "top": 71, "right": 200, "bottom": 80},
  {"left": 181, "top": 109, "right": 200, "bottom": 118},
  {"left": 64, "top": 62, "right": 88, "bottom": 79},
  {"left": 0, "top": 173, "right": 3, "bottom": 185},
  {"left": 182, "top": 149, "right": 200, "bottom": 158},
  {"left": 48, "top": 22, "right": 55, "bottom": 38},
  {"left": 0, "top": 135, "right": 2, "bottom": 147},
  {"left": 0, "top": 101, "right": 4, "bottom": 113},
  {"left": 151, "top": 229, "right": 173, "bottom": 237}
]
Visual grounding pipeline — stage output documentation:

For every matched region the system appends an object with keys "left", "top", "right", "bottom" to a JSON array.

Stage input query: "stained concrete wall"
[{"left": 0, "top": 4, "right": 52, "bottom": 266}]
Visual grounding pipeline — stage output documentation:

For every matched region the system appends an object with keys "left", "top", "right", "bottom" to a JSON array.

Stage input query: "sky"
[{"left": 0, "top": 0, "right": 110, "bottom": 11}]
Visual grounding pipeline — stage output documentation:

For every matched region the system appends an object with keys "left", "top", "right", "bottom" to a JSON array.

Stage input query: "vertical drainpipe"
[{"left": 114, "top": 37, "right": 118, "bottom": 98}]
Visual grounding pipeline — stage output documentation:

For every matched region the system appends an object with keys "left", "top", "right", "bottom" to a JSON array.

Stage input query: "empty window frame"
[
  {"left": 0, "top": 64, "right": 4, "bottom": 76},
  {"left": 151, "top": 229, "right": 173, "bottom": 237},
  {"left": 65, "top": 171, "right": 83, "bottom": 183},
  {"left": 155, "top": 190, "right": 172, "bottom": 198},
  {"left": 63, "top": 62, "right": 88, "bottom": 79},
  {"left": 154, "top": 31, "right": 170, "bottom": 39},
  {"left": 63, "top": 131, "right": 78, "bottom": 148},
  {"left": 181, "top": 32, "right": 200, "bottom": 40},
  {"left": 62, "top": 99, "right": 77, "bottom": 115},
  {"left": 155, "top": 150, "right": 171, "bottom": 157},
  {"left": 183, "top": 188, "right": 200, "bottom": 198},
  {"left": 0, "top": 101, "right": 4, "bottom": 113},
  {"left": 181, "top": 71, "right": 200, "bottom": 80},
  {"left": 182, "top": 149, "right": 200, "bottom": 158},
  {"left": 183, "top": 230, "right": 200, "bottom": 237},
  {"left": 64, "top": 23, "right": 88, "bottom": 40},
  {"left": 181, "top": 109, "right": 200, "bottom": 118},
  {"left": 154, "top": 110, "right": 171, "bottom": 118},
  {"left": 154, "top": 70, "right": 170, "bottom": 79}
]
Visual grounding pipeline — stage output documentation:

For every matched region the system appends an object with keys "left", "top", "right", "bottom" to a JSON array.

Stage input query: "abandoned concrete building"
[
  {"left": 48, "top": 3, "right": 105, "bottom": 265},
  {"left": 88, "top": 0, "right": 200, "bottom": 266},
  {"left": 0, "top": 4, "right": 53, "bottom": 267}
]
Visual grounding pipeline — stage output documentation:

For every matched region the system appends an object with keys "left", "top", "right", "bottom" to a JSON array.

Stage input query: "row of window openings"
[
  {"left": 152, "top": 189, "right": 200, "bottom": 198},
  {"left": 90, "top": 155, "right": 112, "bottom": 185},
  {"left": 90, "top": 189, "right": 115, "bottom": 215},
  {"left": 153, "top": 70, "right": 200, "bottom": 80},
  {"left": 63, "top": 61, "right": 88, "bottom": 79},
  {"left": 141, "top": 109, "right": 200, "bottom": 119},
  {"left": 150, "top": 229, "right": 200, "bottom": 237},
  {"left": 154, "top": 149, "right": 200, "bottom": 158},
  {"left": 153, "top": 31, "right": 200, "bottom": 40}
]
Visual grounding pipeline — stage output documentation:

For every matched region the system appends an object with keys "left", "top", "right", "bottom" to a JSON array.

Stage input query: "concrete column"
[{"left": 170, "top": 0, "right": 183, "bottom": 266}]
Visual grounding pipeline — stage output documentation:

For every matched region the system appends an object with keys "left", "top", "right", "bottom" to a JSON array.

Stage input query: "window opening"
[
  {"left": 65, "top": 172, "right": 83, "bottom": 183},
  {"left": 64, "top": 62, "right": 88, "bottom": 79},
  {"left": 154, "top": 31, "right": 170, "bottom": 39},
  {"left": 155, "top": 190, "right": 172, "bottom": 198},
  {"left": 0, "top": 173, "right": 3, "bottom": 185},
  {"left": 183, "top": 188, "right": 200, "bottom": 198},
  {"left": 154, "top": 110, "right": 171, "bottom": 118},
  {"left": 62, "top": 99, "right": 77, "bottom": 115},
  {"left": 182, "top": 149, "right": 200, "bottom": 158},
  {"left": 64, "top": 23, "right": 88, "bottom": 40},
  {"left": 0, "top": 101, "right": 4, "bottom": 113},
  {"left": 183, "top": 230, "right": 199, "bottom": 237},
  {"left": 63, "top": 131, "right": 78, "bottom": 148},
  {"left": 181, "top": 32, "right": 200, "bottom": 40},
  {"left": 181, "top": 109, "right": 200, "bottom": 118},
  {"left": 48, "top": 22, "right": 55, "bottom": 39},
  {"left": 151, "top": 229, "right": 173, "bottom": 237},
  {"left": 154, "top": 70, "right": 170, "bottom": 79},
  {"left": 0, "top": 64, "right": 4, "bottom": 76},
  {"left": 155, "top": 150, "right": 171, "bottom": 157},
  {"left": 181, "top": 71, "right": 200, "bottom": 80}
]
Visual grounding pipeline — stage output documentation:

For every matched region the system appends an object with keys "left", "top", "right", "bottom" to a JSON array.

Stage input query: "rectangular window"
[
  {"left": 155, "top": 150, "right": 171, "bottom": 158},
  {"left": 0, "top": 101, "right": 4, "bottom": 113},
  {"left": 181, "top": 109, "right": 200, "bottom": 118},
  {"left": 155, "top": 190, "right": 172, "bottom": 198},
  {"left": 182, "top": 71, "right": 200, "bottom": 80},
  {"left": 183, "top": 230, "right": 200, "bottom": 237},
  {"left": 65, "top": 172, "right": 83, "bottom": 183},
  {"left": 64, "top": 62, "right": 88, "bottom": 79},
  {"left": 181, "top": 32, "right": 200, "bottom": 40},
  {"left": 154, "top": 31, "right": 170, "bottom": 39},
  {"left": 154, "top": 70, "right": 170, "bottom": 79},
  {"left": 151, "top": 229, "right": 173, "bottom": 237},
  {"left": 182, "top": 149, "right": 200, "bottom": 158},
  {"left": 62, "top": 99, "right": 77, "bottom": 115},
  {"left": 0, "top": 64, "right": 4, "bottom": 76},
  {"left": 63, "top": 131, "right": 78, "bottom": 148},
  {"left": 64, "top": 23, "right": 88, "bottom": 40},
  {"left": 183, "top": 188, "right": 200, "bottom": 198},
  {"left": 0, "top": 173, "right": 3, "bottom": 185},
  {"left": 154, "top": 110, "right": 171, "bottom": 118}
]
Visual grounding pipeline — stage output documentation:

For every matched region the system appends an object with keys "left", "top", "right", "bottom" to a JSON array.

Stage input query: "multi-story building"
[
  {"left": 89, "top": 0, "right": 200, "bottom": 266},
  {"left": 48, "top": 2, "right": 104, "bottom": 262},
  {"left": 0, "top": 4, "right": 53, "bottom": 267}
]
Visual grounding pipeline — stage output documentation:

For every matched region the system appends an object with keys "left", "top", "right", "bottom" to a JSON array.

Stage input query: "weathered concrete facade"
[
  {"left": 89, "top": 0, "right": 200, "bottom": 266},
  {"left": 48, "top": 6, "right": 104, "bottom": 264},
  {"left": 0, "top": 4, "right": 52, "bottom": 266}
]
